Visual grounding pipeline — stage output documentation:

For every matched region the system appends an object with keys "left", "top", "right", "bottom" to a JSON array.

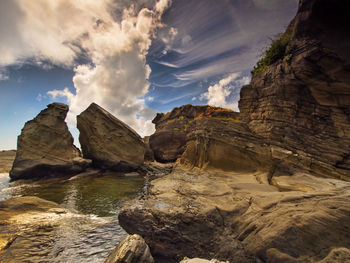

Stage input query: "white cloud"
[
  {"left": 0, "top": 0, "right": 172, "bottom": 137},
  {"left": 200, "top": 73, "right": 250, "bottom": 111}
]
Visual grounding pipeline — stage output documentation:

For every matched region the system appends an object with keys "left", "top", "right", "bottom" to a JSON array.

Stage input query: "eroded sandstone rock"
[
  {"left": 77, "top": 103, "right": 145, "bottom": 171},
  {"left": 150, "top": 105, "right": 239, "bottom": 163},
  {"left": 10, "top": 103, "right": 88, "bottom": 180},
  {"left": 119, "top": 167, "right": 350, "bottom": 263},
  {"left": 105, "top": 234, "right": 154, "bottom": 263},
  {"left": 239, "top": 0, "right": 350, "bottom": 180}
]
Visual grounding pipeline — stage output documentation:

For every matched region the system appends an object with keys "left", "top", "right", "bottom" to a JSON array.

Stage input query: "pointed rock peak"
[{"left": 10, "top": 103, "right": 88, "bottom": 180}]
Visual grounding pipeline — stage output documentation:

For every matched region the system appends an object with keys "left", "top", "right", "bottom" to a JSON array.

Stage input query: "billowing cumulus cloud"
[
  {"left": 0, "top": 0, "right": 171, "bottom": 136},
  {"left": 200, "top": 73, "right": 250, "bottom": 111}
]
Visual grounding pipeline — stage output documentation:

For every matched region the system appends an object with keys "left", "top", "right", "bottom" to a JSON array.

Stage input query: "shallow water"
[{"left": 0, "top": 171, "right": 145, "bottom": 262}]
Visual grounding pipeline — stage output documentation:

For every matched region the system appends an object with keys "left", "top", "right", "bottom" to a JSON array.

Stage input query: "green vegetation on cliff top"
[{"left": 251, "top": 32, "right": 294, "bottom": 76}]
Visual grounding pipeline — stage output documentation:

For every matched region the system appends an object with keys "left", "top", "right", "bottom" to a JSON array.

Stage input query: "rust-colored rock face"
[
  {"left": 239, "top": 0, "right": 350, "bottom": 180},
  {"left": 149, "top": 104, "right": 239, "bottom": 163}
]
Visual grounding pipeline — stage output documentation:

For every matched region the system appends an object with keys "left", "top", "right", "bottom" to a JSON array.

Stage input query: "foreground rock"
[
  {"left": 0, "top": 196, "right": 67, "bottom": 252},
  {"left": 119, "top": 167, "right": 350, "bottom": 263},
  {"left": 150, "top": 105, "right": 239, "bottom": 163},
  {"left": 0, "top": 150, "right": 16, "bottom": 173},
  {"left": 105, "top": 234, "right": 154, "bottom": 263},
  {"left": 10, "top": 103, "right": 89, "bottom": 180},
  {"left": 180, "top": 258, "right": 228, "bottom": 263},
  {"left": 77, "top": 103, "right": 145, "bottom": 171}
]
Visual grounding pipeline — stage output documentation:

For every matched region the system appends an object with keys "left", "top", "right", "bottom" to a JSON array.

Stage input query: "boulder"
[
  {"left": 10, "top": 103, "right": 88, "bottom": 180},
  {"left": 77, "top": 103, "right": 145, "bottom": 171},
  {"left": 105, "top": 234, "right": 154, "bottom": 263}
]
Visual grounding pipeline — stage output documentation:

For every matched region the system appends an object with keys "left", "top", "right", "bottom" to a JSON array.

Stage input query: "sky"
[{"left": 0, "top": 0, "right": 298, "bottom": 150}]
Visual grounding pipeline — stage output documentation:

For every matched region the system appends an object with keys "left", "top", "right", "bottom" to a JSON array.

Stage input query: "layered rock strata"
[
  {"left": 239, "top": 0, "right": 350, "bottom": 180},
  {"left": 77, "top": 103, "right": 145, "bottom": 171},
  {"left": 10, "top": 103, "right": 88, "bottom": 180},
  {"left": 150, "top": 105, "right": 239, "bottom": 163},
  {"left": 119, "top": 0, "right": 350, "bottom": 262}
]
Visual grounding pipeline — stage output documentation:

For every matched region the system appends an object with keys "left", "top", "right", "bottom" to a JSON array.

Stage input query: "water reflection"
[
  {"left": 0, "top": 171, "right": 145, "bottom": 262},
  {"left": 12, "top": 171, "right": 144, "bottom": 217}
]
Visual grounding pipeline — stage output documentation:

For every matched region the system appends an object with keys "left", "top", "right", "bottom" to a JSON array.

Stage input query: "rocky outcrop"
[
  {"left": 119, "top": 167, "right": 350, "bottom": 263},
  {"left": 10, "top": 103, "right": 88, "bottom": 180},
  {"left": 77, "top": 103, "right": 145, "bottom": 171},
  {"left": 105, "top": 234, "right": 154, "bottom": 263},
  {"left": 150, "top": 105, "right": 239, "bottom": 163},
  {"left": 239, "top": 0, "right": 350, "bottom": 180},
  {"left": 119, "top": 1, "right": 350, "bottom": 262},
  {"left": 0, "top": 150, "right": 16, "bottom": 173}
]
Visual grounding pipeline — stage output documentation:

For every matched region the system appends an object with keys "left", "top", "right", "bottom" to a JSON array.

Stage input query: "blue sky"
[{"left": 0, "top": 0, "right": 298, "bottom": 150}]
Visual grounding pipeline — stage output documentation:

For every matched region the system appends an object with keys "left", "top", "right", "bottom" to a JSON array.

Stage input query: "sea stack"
[
  {"left": 77, "top": 103, "right": 145, "bottom": 171},
  {"left": 10, "top": 103, "right": 88, "bottom": 180}
]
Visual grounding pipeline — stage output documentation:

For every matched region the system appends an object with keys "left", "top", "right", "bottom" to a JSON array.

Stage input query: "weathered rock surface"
[
  {"left": 77, "top": 103, "right": 145, "bottom": 171},
  {"left": 143, "top": 136, "right": 155, "bottom": 162},
  {"left": 239, "top": 0, "right": 350, "bottom": 180},
  {"left": 10, "top": 103, "right": 88, "bottom": 180},
  {"left": 0, "top": 151, "right": 16, "bottom": 173},
  {"left": 105, "top": 234, "right": 154, "bottom": 263},
  {"left": 119, "top": 167, "right": 350, "bottom": 263},
  {"left": 150, "top": 105, "right": 239, "bottom": 163},
  {"left": 119, "top": 1, "right": 350, "bottom": 262},
  {"left": 180, "top": 258, "right": 228, "bottom": 263},
  {"left": 0, "top": 196, "right": 67, "bottom": 252}
]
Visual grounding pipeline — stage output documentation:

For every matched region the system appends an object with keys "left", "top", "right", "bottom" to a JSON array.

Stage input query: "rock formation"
[
  {"left": 10, "top": 103, "right": 88, "bottom": 180},
  {"left": 239, "top": 0, "right": 350, "bottom": 180},
  {"left": 150, "top": 104, "right": 239, "bottom": 163},
  {"left": 105, "top": 234, "right": 154, "bottom": 263},
  {"left": 119, "top": 167, "right": 350, "bottom": 263},
  {"left": 0, "top": 150, "right": 16, "bottom": 173},
  {"left": 119, "top": 0, "right": 350, "bottom": 262},
  {"left": 77, "top": 103, "right": 145, "bottom": 171}
]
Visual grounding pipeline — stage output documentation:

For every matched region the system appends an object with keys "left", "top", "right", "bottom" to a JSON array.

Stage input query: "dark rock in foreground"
[
  {"left": 77, "top": 103, "right": 145, "bottom": 171},
  {"left": 105, "top": 234, "right": 154, "bottom": 263},
  {"left": 10, "top": 103, "right": 89, "bottom": 180}
]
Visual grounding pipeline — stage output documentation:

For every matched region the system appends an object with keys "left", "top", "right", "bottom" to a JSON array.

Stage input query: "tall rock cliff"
[
  {"left": 239, "top": 0, "right": 350, "bottom": 179},
  {"left": 10, "top": 103, "right": 87, "bottom": 180}
]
